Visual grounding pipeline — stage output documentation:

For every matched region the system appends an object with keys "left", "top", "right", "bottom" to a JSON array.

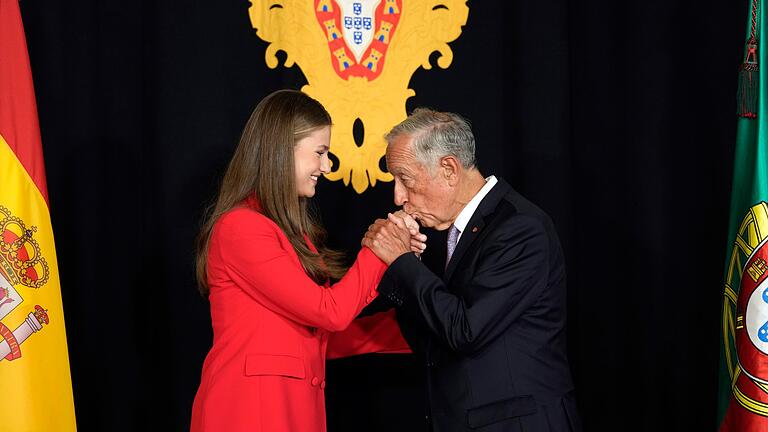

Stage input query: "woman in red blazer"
[{"left": 190, "top": 90, "right": 415, "bottom": 432}]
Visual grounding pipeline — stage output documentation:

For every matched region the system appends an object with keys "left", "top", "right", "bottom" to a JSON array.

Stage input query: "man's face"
[{"left": 386, "top": 135, "right": 457, "bottom": 230}]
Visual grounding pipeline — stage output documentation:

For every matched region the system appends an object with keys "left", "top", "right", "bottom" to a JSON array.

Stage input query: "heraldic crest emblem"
[
  {"left": 723, "top": 202, "right": 768, "bottom": 416},
  {"left": 248, "top": 0, "right": 469, "bottom": 193},
  {"left": 0, "top": 205, "right": 51, "bottom": 362}
]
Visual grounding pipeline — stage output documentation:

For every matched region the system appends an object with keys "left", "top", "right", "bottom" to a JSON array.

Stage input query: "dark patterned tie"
[{"left": 446, "top": 224, "right": 460, "bottom": 269}]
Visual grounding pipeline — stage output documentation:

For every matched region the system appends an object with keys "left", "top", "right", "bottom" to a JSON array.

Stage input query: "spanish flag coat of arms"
[{"left": 0, "top": 0, "right": 77, "bottom": 430}]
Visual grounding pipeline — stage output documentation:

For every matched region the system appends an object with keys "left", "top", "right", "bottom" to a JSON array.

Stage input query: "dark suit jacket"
[{"left": 378, "top": 177, "right": 581, "bottom": 432}]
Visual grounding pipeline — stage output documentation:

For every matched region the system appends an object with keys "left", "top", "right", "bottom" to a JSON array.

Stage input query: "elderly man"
[{"left": 362, "top": 109, "right": 581, "bottom": 432}]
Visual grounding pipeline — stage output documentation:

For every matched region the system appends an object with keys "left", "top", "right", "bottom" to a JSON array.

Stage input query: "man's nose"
[{"left": 394, "top": 181, "right": 407, "bottom": 206}]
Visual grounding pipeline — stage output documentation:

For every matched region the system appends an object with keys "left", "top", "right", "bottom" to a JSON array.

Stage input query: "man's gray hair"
[{"left": 385, "top": 108, "right": 476, "bottom": 170}]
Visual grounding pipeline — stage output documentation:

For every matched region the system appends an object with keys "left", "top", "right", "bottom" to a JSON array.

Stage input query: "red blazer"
[{"left": 191, "top": 199, "right": 406, "bottom": 432}]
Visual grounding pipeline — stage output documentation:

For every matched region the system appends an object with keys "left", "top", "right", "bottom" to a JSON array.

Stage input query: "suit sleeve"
[
  {"left": 326, "top": 309, "right": 411, "bottom": 359},
  {"left": 215, "top": 211, "right": 387, "bottom": 332},
  {"left": 378, "top": 215, "right": 549, "bottom": 355}
]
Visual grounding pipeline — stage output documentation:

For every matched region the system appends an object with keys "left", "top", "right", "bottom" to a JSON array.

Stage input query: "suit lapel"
[
  {"left": 443, "top": 178, "right": 512, "bottom": 282},
  {"left": 443, "top": 216, "right": 485, "bottom": 282}
]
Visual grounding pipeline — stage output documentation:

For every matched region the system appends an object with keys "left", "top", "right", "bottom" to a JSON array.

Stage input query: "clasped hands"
[{"left": 362, "top": 211, "right": 427, "bottom": 265}]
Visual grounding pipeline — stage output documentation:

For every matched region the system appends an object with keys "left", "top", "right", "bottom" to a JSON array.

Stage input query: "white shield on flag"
[
  {"left": 0, "top": 272, "right": 22, "bottom": 320},
  {"left": 746, "top": 276, "right": 768, "bottom": 358},
  {"left": 337, "top": 0, "right": 382, "bottom": 63}
]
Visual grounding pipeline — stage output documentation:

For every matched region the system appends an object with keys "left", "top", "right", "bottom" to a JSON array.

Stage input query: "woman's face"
[{"left": 294, "top": 126, "right": 331, "bottom": 198}]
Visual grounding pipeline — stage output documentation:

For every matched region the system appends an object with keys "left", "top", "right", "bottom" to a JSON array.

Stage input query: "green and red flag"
[
  {"left": 0, "top": 0, "right": 77, "bottom": 430},
  {"left": 718, "top": 0, "right": 768, "bottom": 430}
]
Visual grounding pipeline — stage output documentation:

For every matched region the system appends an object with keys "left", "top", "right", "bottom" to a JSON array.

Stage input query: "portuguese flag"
[
  {"left": 0, "top": 1, "right": 77, "bottom": 430},
  {"left": 718, "top": 0, "right": 768, "bottom": 430}
]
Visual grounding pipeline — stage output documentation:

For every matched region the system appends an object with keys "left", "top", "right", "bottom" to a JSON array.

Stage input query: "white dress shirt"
[{"left": 452, "top": 175, "right": 498, "bottom": 242}]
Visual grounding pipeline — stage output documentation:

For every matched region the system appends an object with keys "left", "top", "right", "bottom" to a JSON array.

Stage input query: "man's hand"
[
  {"left": 362, "top": 214, "right": 417, "bottom": 265},
  {"left": 392, "top": 210, "right": 427, "bottom": 256}
]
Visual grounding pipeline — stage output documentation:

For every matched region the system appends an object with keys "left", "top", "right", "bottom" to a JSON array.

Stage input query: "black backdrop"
[{"left": 18, "top": 0, "right": 746, "bottom": 430}]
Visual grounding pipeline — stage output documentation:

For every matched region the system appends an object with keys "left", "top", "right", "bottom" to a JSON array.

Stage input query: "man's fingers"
[
  {"left": 395, "top": 212, "right": 421, "bottom": 236},
  {"left": 392, "top": 210, "right": 420, "bottom": 231},
  {"left": 387, "top": 216, "right": 412, "bottom": 239},
  {"left": 387, "top": 213, "right": 407, "bottom": 230},
  {"left": 402, "top": 214, "right": 419, "bottom": 232},
  {"left": 367, "top": 219, "right": 391, "bottom": 239},
  {"left": 364, "top": 230, "right": 379, "bottom": 243},
  {"left": 365, "top": 215, "right": 417, "bottom": 259},
  {"left": 369, "top": 219, "right": 385, "bottom": 230},
  {"left": 410, "top": 238, "right": 427, "bottom": 251}
]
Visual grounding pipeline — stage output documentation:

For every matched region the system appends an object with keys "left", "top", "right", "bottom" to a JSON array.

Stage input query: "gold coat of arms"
[{"left": 248, "top": 0, "right": 469, "bottom": 193}]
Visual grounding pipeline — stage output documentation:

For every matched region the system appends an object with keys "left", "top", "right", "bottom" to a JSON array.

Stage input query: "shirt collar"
[{"left": 453, "top": 175, "right": 498, "bottom": 236}]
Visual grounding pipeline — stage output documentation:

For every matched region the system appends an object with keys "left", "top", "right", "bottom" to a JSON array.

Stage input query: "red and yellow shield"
[
  {"left": 722, "top": 202, "right": 768, "bottom": 429},
  {"left": 314, "top": 0, "right": 402, "bottom": 81}
]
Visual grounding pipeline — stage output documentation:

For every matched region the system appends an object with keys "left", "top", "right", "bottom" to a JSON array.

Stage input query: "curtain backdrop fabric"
[{"left": 18, "top": 0, "right": 745, "bottom": 430}]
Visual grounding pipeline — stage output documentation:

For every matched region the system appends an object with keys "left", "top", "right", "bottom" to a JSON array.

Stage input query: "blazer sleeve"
[
  {"left": 215, "top": 210, "right": 387, "bottom": 332},
  {"left": 326, "top": 310, "right": 411, "bottom": 359},
  {"left": 377, "top": 215, "right": 550, "bottom": 355}
]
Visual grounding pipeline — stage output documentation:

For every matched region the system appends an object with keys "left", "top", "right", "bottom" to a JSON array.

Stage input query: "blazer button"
[
  {"left": 311, "top": 377, "right": 319, "bottom": 386},
  {"left": 320, "top": 380, "right": 326, "bottom": 389}
]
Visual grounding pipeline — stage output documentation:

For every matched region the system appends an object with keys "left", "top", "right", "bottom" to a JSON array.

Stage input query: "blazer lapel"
[{"left": 443, "top": 178, "right": 512, "bottom": 282}]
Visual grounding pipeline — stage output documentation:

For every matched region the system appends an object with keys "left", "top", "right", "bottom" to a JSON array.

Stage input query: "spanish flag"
[{"left": 0, "top": 1, "right": 77, "bottom": 430}]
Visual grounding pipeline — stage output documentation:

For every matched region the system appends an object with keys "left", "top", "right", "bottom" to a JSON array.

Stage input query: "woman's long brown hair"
[{"left": 196, "top": 90, "right": 346, "bottom": 296}]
